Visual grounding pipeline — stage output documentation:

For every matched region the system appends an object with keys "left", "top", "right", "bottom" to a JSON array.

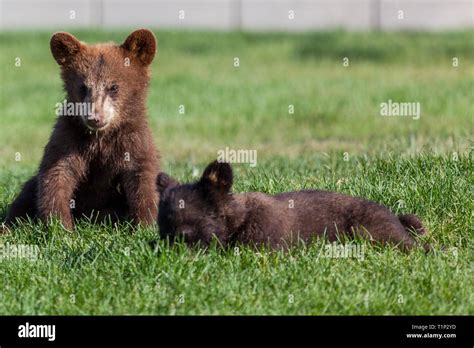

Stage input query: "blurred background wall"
[{"left": 0, "top": 0, "right": 473, "bottom": 31}]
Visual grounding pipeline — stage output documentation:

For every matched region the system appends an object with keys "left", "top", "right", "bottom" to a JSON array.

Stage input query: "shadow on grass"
[{"left": 295, "top": 31, "right": 474, "bottom": 63}]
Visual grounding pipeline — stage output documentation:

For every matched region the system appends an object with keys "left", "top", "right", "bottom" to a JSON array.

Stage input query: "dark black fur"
[{"left": 157, "top": 160, "right": 429, "bottom": 251}]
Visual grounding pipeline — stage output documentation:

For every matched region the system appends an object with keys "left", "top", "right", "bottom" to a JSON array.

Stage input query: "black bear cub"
[
  {"left": 5, "top": 29, "right": 160, "bottom": 230},
  {"left": 157, "top": 160, "right": 428, "bottom": 251}
]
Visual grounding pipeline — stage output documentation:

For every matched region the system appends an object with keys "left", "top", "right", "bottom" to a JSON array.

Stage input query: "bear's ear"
[
  {"left": 200, "top": 160, "right": 233, "bottom": 193},
  {"left": 50, "top": 32, "right": 82, "bottom": 65},
  {"left": 121, "top": 29, "right": 157, "bottom": 66},
  {"left": 157, "top": 172, "right": 179, "bottom": 194}
]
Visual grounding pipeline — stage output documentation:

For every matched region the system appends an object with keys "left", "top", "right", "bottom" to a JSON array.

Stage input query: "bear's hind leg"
[
  {"left": 5, "top": 176, "right": 38, "bottom": 227},
  {"left": 353, "top": 205, "right": 417, "bottom": 251}
]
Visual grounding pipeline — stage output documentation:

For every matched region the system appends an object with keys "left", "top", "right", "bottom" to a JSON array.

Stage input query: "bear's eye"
[
  {"left": 109, "top": 84, "right": 119, "bottom": 95},
  {"left": 79, "top": 83, "right": 88, "bottom": 99}
]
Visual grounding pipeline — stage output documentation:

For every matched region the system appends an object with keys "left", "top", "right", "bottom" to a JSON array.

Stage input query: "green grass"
[{"left": 0, "top": 30, "right": 473, "bottom": 315}]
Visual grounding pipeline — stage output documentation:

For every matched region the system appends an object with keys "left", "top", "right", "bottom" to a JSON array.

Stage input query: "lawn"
[{"left": 0, "top": 30, "right": 472, "bottom": 315}]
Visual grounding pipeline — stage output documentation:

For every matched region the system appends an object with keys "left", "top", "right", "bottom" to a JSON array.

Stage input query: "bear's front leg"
[
  {"left": 37, "top": 155, "right": 86, "bottom": 230},
  {"left": 122, "top": 167, "right": 159, "bottom": 226}
]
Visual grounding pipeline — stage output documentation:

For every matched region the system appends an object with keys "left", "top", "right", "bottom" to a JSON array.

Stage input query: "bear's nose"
[
  {"left": 85, "top": 117, "right": 107, "bottom": 130},
  {"left": 88, "top": 118, "right": 100, "bottom": 126}
]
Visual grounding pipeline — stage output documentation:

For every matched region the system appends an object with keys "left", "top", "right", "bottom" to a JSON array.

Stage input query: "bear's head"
[
  {"left": 50, "top": 29, "right": 156, "bottom": 131},
  {"left": 157, "top": 161, "right": 244, "bottom": 247}
]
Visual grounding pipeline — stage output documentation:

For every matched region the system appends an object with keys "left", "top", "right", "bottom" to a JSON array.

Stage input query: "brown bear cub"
[
  {"left": 157, "top": 161, "right": 428, "bottom": 251},
  {"left": 5, "top": 29, "right": 160, "bottom": 230}
]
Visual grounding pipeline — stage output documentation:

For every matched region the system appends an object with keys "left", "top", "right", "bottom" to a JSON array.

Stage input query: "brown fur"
[
  {"left": 5, "top": 29, "right": 160, "bottom": 230},
  {"left": 157, "top": 161, "right": 429, "bottom": 251}
]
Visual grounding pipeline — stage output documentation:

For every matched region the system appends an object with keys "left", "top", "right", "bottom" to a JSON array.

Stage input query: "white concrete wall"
[
  {"left": 379, "top": 0, "right": 474, "bottom": 31},
  {"left": 0, "top": 0, "right": 473, "bottom": 31}
]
